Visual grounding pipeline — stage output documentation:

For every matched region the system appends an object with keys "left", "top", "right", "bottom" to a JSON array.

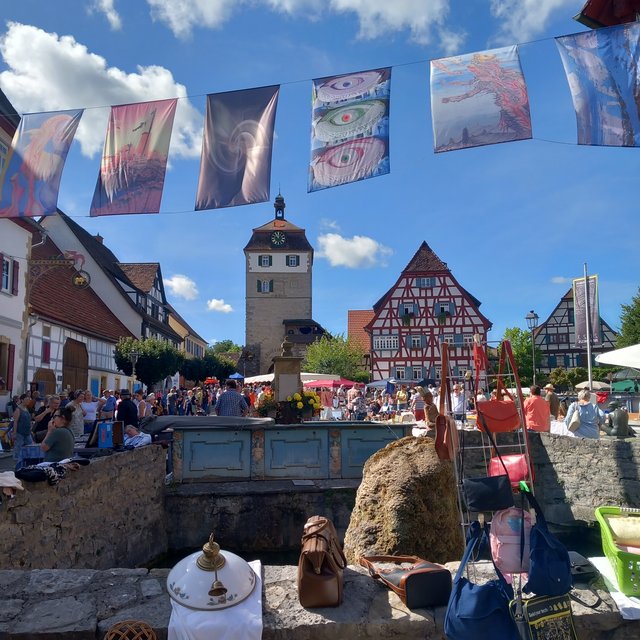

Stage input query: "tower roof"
[{"left": 403, "top": 241, "right": 449, "bottom": 272}]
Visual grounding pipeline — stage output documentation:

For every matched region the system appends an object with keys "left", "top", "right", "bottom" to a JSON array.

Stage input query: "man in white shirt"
[{"left": 451, "top": 383, "right": 465, "bottom": 421}]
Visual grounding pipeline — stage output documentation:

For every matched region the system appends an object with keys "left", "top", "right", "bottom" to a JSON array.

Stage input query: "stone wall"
[{"left": 1, "top": 446, "right": 167, "bottom": 570}]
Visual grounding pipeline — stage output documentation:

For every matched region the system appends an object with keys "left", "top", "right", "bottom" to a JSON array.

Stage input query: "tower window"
[
  {"left": 257, "top": 279, "right": 274, "bottom": 293},
  {"left": 286, "top": 255, "right": 300, "bottom": 267},
  {"left": 259, "top": 255, "right": 272, "bottom": 267}
]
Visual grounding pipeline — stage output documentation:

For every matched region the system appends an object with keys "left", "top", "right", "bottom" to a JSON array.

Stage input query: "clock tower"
[{"left": 244, "top": 194, "right": 320, "bottom": 374}]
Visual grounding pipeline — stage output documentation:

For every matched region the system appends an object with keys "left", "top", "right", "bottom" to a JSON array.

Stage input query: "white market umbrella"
[
  {"left": 595, "top": 343, "right": 640, "bottom": 369},
  {"left": 574, "top": 380, "right": 610, "bottom": 390}
]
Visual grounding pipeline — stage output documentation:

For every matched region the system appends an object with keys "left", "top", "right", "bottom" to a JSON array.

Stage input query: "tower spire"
[{"left": 274, "top": 192, "right": 285, "bottom": 220}]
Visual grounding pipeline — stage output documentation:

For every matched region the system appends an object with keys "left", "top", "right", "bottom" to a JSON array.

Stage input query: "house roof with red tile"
[
  {"left": 117, "top": 263, "right": 159, "bottom": 293},
  {"left": 348, "top": 310, "right": 374, "bottom": 352},
  {"left": 30, "top": 236, "right": 136, "bottom": 342}
]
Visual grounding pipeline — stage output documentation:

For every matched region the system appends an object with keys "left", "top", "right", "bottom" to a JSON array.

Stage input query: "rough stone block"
[{"left": 11, "top": 595, "right": 96, "bottom": 634}]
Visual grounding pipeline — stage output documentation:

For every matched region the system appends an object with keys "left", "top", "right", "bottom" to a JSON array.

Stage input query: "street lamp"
[
  {"left": 525, "top": 310, "right": 539, "bottom": 386},
  {"left": 130, "top": 349, "right": 140, "bottom": 390}
]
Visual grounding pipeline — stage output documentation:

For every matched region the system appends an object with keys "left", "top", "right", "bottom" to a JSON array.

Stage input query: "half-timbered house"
[
  {"left": 534, "top": 289, "right": 617, "bottom": 374},
  {"left": 365, "top": 242, "right": 492, "bottom": 383}
]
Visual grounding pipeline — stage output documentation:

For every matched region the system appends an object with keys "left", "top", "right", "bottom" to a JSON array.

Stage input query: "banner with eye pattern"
[{"left": 309, "top": 68, "right": 391, "bottom": 192}]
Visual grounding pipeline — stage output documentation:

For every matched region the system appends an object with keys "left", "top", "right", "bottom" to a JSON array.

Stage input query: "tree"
[
  {"left": 180, "top": 348, "right": 236, "bottom": 385},
  {"left": 499, "top": 327, "right": 541, "bottom": 387},
  {"left": 617, "top": 287, "right": 640, "bottom": 348},
  {"left": 302, "top": 334, "right": 368, "bottom": 381},
  {"left": 114, "top": 337, "right": 185, "bottom": 390},
  {"left": 210, "top": 339, "right": 242, "bottom": 354}
]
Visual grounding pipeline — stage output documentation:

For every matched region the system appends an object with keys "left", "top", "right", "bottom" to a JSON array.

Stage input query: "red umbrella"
[{"left": 303, "top": 378, "right": 357, "bottom": 389}]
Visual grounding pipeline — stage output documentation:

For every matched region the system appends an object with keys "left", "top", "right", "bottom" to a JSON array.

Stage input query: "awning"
[{"left": 595, "top": 344, "right": 640, "bottom": 369}]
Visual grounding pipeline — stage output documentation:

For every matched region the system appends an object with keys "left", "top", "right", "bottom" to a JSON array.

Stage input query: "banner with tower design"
[
  {"left": 90, "top": 98, "right": 177, "bottom": 216},
  {"left": 195, "top": 85, "right": 280, "bottom": 210},
  {"left": 309, "top": 68, "right": 391, "bottom": 192},
  {"left": 430, "top": 46, "right": 532, "bottom": 152},
  {"left": 0, "top": 109, "right": 83, "bottom": 218},
  {"left": 557, "top": 22, "right": 640, "bottom": 146}
]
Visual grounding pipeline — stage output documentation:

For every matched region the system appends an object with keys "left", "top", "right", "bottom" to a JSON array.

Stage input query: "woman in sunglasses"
[{"left": 40, "top": 406, "right": 76, "bottom": 462}]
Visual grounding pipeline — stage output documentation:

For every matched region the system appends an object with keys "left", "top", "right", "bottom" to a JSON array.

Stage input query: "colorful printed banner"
[
  {"left": 90, "top": 98, "right": 177, "bottom": 216},
  {"left": 195, "top": 85, "right": 279, "bottom": 210},
  {"left": 309, "top": 68, "right": 390, "bottom": 192},
  {"left": 573, "top": 275, "right": 600, "bottom": 347},
  {"left": 557, "top": 23, "right": 640, "bottom": 146},
  {"left": 0, "top": 109, "right": 83, "bottom": 218},
  {"left": 430, "top": 46, "right": 532, "bottom": 152}
]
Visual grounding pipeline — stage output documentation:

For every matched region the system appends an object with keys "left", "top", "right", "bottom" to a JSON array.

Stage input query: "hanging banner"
[
  {"left": 556, "top": 23, "right": 640, "bottom": 146},
  {"left": 430, "top": 46, "right": 532, "bottom": 152},
  {"left": 90, "top": 98, "right": 177, "bottom": 216},
  {"left": 309, "top": 68, "right": 390, "bottom": 192},
  {"left": 0, "top": 109, "right": 83, "bottom": 218},
  {"left": 195, "top": 85, "right": 279, "bottom": 210},
  {"left": 573, "top": 275, "right": 600, "bottom": 346}
]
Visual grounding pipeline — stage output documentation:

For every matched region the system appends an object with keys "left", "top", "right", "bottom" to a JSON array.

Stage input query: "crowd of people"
[{"left": 4, "top": 377, "right": 630, "bottom": 464}]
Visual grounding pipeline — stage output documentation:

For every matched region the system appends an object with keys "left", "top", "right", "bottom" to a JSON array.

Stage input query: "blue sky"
[{"left": 0, "top": 1, "right": 637, "bottom": 347}]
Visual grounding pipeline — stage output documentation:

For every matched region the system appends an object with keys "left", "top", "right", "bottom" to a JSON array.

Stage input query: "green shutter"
[
  {"left": 257, "top": 279, "right": 261, "bottom": 293},
  {"left": 269, "top": 279, "right": 274, "bottom": 292}
]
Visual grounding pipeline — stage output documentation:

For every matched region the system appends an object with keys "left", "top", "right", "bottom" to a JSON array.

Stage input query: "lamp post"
[
  {"left": 130, "top": 349, "right": 140, "bottom": 391},
  {"left": 525, "top": 310, "right": 539, "bottom": 386}
]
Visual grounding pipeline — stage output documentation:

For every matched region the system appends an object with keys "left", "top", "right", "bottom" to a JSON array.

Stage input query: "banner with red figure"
[
  {"left": 430, "top": 46, "right": 532, "bottom": 152},
  {"left": 0, "top": 109, "right": 83, "bottom": 218},
  {"left": 309, "top": 68, "right": 391, "bottom": 192},
  {"left": 90, "top": 98, "right": 177, "bottom": 216},
  {"left": 195, "top": 85, "right": 280, "bottom": 210}
]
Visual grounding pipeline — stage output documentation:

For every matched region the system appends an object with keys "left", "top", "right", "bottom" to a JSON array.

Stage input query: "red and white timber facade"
[{"left": 365, "top": 242, "right": 492, "bottom": 383}]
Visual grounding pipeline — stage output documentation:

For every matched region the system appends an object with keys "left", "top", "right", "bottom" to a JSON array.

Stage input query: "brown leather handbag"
[
  {"left": 297, "top": 515, "right": 347, "bottom": 608},
  {"left": 359, "top": 555, "right": 452, "bottom": 609}
]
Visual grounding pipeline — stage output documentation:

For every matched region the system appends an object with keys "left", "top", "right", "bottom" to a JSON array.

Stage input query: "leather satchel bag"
[
  {"left": 488, "top": 453, "right": 533, "bottom": 490},
  {"left": 476, "top": 400, "right": 520, "bottom": 433},
  {"left": 359, "top": 555, "right": 452, "bottom": 609},
  {"left": 297, "top": 515, "right": 347, "bottom": 608},
  {"left": 444, "top": 521, "right": 520, "bottom": 640}
]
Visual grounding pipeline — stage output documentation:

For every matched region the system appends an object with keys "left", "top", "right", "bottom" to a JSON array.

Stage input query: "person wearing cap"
[
  {"left": 115, "top": 389, "right": 138, "bottom": 428},
  {"left": 543, "top": 383, "right": 560, "bottom": 419}
]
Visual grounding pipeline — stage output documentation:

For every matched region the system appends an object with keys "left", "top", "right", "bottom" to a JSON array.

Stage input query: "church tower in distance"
[{"left": 244, "top": 194, "right": 316, "bottom": 374}]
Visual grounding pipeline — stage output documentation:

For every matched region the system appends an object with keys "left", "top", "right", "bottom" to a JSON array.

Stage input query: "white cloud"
[
  {"left": 146, "top": 0, "right": 238, "bottom": 38},
  {"left": 319, "top": 218, "right": 341, "bottom": 231},
  {"left": 490, "top": 0, "right": 574, "bottom": 42},
  {"left": 90, "top": 0, "right": 123, "bottom": 30},
  {"left": 317, "top": 233, "right": 392, "bottom": 268},
  {"left": 551, "top": 276, "right": 572, "bottom": 284},
  {"left": 165, "top": 274, "right": 199, "bottom": 300},
  {"left": 0, "top": 22, "right": 203, "bottom": 158},
  {"left": 146, "top": 0, "right": 462, "bottom": 48},
  {"left": 207, "top": 298, "right": 233, "bottom": 313}
]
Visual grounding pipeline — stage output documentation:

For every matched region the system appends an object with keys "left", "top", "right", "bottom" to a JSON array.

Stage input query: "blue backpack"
[{"left": 522, "top": 490, "right": 572, "bottom": 596}]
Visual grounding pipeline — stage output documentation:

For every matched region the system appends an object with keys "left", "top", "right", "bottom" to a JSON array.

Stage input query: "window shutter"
[
  {"left": 413, "top": 303, "right": 418, "bottom": 316},
  {"left": 268, "top": 255, "right": 273, "bottom": 266},
  {"left": 421, "top": 335, "right": 426, "bottom": 348},
  {"left": 454, "top": 334, "right": 463, "bottom": 345},
  {"left": 269, "top": 279, "right": 274, "bottom": 293},
  {"left": 295, "top": 256, "right": 300, "bottom": 266},
  {"left": 405, "top": 336, "right": 411, "bottom": 348},
  {"left": 448, "top": 302, "right": 455, "bottom": 315},
  {"left": 7, "top": 343, "right": 15, "bottom": 391},
  {"left": 42, "top": 341, "right": 51, "bottom": 364},
  {"left": 256, "top": 279, "right": 261, "bottom": 293}
]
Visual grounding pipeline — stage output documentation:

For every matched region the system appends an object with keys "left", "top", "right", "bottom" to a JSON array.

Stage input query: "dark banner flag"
[
  {"left": 309, "top": 68, "right": 391, "bottom": 192},
  {"left": 557, "top": 23, "right": 640, "bottom": 146},
  {"left": 91, "top": 98, "right": 177, "bottom": 216},
  {"left": 573, "top": 275, "right": 600, "bottom": 346},
  {"left": 430, "top": 46, "right": 532, "bottom": 152},
  {"left": 0, "top": 109, "right": 83, "bottom": 218},
  {"left": 195, "top": 85, "right": 279, "bottom": 210}
]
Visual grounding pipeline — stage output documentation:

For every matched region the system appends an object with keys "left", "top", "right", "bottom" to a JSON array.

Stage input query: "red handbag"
[
  {"left": 476, "top": 400, "right": 520, "bottom": 433},
  {"left": 488, "top": 453, "right": 533, "bottom": 489}
]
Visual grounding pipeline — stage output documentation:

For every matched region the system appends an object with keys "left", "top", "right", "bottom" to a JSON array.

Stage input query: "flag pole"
[{"left": 583, "top": 263, "right": 593, "bottom": 390}]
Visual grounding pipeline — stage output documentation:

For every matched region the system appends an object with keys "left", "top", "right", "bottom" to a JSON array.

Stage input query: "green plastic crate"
[{"left": 595, "top": 506, "right": 640, "bottom": 596}]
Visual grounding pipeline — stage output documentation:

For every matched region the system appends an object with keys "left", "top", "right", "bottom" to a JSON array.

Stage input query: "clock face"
[{"left": 271, "top": 231, "right": 286, "bottom": 246}]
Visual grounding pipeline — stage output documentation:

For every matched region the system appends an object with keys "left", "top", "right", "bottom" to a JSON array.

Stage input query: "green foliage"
[
  {"left": 302, "top": 334, "right": 368, "bottom": 381},
  {"left": 210, "top": 339, "right": 242, "bottom": 354},
  {"left": 548, "top": 366, "right": 590, "bottom": 390},
  {"left": 180, "top": 347, "right": 236, "bottom": 384},
  {"left": 499, "top": 327, "right": 542, "bottom": 386},
  {"left": 617, "top": 287, "right": 640, "bottom": 348},
  {"left": 114, "top": 337, "right": 184, "bottom": 389}
]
